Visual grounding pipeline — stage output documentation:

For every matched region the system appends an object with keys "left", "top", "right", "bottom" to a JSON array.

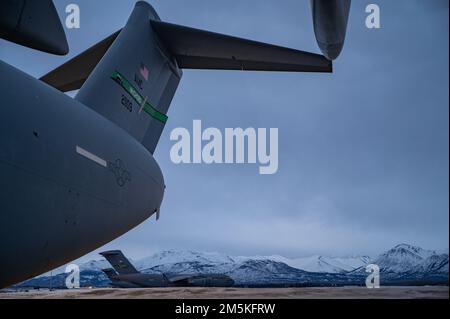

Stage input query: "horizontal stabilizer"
[
  {"left": 102, "top": 268, "right": 118, "bottom": 279},
  {"left": 151, "top": 20, "right": 332, "bottom": 72},
  {"left": 40, "top": 19, "right": 331, "bottom": 92}
]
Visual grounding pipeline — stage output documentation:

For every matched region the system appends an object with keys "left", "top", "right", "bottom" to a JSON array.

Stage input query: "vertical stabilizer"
[
  {"left": 100, "top": 250, "right": 139, "bottom": 275},
  {"left": 75, "top": 2, "right": 181, "bottom": 154}
]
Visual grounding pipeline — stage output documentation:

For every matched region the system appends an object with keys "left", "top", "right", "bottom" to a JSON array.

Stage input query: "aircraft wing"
[
  {"left": 40, "top": 30, "right": 121, "bottom": 92},
  {"left": 40, "top": 21, "right": 331, "bottom": 92}
]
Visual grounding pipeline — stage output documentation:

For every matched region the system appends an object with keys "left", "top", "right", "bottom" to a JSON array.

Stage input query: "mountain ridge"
[{"left": 17, "top": 243, "right": 448, "bottom": 288}]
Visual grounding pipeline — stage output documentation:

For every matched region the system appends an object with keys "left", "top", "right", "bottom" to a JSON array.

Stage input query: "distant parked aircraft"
[{"left": 100, "top": 250, "right": 234, "bottom": 288}]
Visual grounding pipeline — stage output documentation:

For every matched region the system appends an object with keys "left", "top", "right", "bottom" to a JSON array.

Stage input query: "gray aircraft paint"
[
  {"left": 0, "top": 61, "right": 165, "bottom": 288},
  {"left": 311, "top": 0, "right": 351, "bottom": 60},
  {"left": 76, "top": 2, "right": 180, "bottom": 154},
  {"left": 0, "top": 0, "right": 346, "bottom": 288},
  {"left": 100, "top": 250, "right": 139, "bottom": 275},
  {"left": 0, "top": 0, "right": 68, "bottom": 55}
]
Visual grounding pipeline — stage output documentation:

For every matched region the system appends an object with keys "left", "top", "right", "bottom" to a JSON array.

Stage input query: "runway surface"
[{"left": 0, "top": 286, "right": 448, "bottom": 299}]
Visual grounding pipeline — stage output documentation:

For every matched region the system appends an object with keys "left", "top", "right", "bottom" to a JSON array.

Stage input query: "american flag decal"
[{"left": 140, "top": 63, "right": 149, "bottom": 81}]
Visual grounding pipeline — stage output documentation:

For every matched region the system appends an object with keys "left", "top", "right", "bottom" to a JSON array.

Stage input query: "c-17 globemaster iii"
[
  {"left": 0, "top": 0, "right": 350, "bottom": 288},
  {"left": 100, "top": 250, "right": 234, "bottom": 288}
]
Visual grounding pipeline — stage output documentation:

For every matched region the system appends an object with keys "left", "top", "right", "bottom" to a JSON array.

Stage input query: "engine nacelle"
[
  {"left": 0, "top": 0, "right": 68, "bottom": 55},
  {"left": 311, "top": 0, "right": 351, "bottom": 60}
]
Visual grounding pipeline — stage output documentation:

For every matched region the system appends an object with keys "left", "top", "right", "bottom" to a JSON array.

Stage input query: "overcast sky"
[{"left": 1, "top": 0, "right": 448, "bottom": 261}]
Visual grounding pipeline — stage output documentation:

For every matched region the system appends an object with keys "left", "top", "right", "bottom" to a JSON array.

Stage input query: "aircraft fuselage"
[{"left": 0, "top": 60, "right": 165, "bottom": 288}]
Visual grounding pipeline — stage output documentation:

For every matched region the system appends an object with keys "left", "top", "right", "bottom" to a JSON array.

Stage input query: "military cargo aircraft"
[
  {"left": 100, "top": 250, "right": 234, "bottom": 288},
  {"left": 0, "top": 0, "right": 350, "bottom": 288}
]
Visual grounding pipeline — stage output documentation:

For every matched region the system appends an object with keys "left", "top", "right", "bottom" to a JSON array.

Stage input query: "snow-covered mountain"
[
  {"left": 136, "top": 250, "right": 235, "bottom": 272},
  {"left": 135, "top": 250, "right": 371, "bottom": 274},
  {"left": 243, "top": 255, "right": 372, "bottom": 273},
  {"left": 373, "top": 243, "right": 445, "bottom": 274},
  {"left": 413, "top": 253, "right": 449, "bottom": 274},
  {"left": 227, "top": 260, "right": 312, "bottom": 285},
  {"left": 132, "top": 250, "right": 374, "bottom": 285},
  {"left": 17, "top": 244, "right": 448, "bottom": 288},
  {"left": 36, "top": 258, "right": 112, "bottom": 277}
]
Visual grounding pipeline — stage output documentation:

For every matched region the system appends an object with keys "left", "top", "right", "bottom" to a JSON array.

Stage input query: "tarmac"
[{"left": 0, "top": 286, "right": 448, "bottom": 299}]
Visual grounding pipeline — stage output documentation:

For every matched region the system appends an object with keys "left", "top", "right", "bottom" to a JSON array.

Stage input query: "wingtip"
[{"left": 46, "top": 37, "right": 70, "bottom": 56}]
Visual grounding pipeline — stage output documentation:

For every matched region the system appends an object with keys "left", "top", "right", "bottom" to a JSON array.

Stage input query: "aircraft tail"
[
  {"left": 100, "top": 250, "right": 139, "bottom": 275},
  {"left": 74, "top": 2, "right": 180, "bottom": 155},
  {"left": 40, "top": 1, "right": 331, "bottom": 154}
]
